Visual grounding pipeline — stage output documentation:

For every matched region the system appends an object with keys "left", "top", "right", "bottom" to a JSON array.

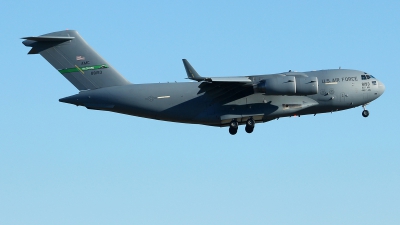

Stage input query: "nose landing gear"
[{"left": 362, "top": 104, "right": 369, "bottom": 117}]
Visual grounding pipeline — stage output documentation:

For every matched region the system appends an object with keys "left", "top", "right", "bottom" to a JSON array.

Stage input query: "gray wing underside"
[
  {"left": 182, "top": 59, "right": 255, "bottom": 105},
  {"left": 197, "top": 81, "right": 254, "bottom": 106}
]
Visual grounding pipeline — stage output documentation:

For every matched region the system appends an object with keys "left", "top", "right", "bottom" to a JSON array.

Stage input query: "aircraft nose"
[{"left": 379, "top": 80, "right": 385, "bottom": 95}]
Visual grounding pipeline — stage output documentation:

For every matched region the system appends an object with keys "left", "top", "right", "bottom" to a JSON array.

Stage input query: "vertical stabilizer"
[{"left": 22, "top": 30, "right": 131, "bottom": 90}]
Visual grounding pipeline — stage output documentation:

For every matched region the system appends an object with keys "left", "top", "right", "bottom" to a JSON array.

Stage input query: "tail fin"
[{"left": 22, "top": 30, "right": 131, "bottom": 90}]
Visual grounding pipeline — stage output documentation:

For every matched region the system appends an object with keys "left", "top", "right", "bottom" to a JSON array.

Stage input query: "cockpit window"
[{"left": 361, "top": 74, "right": 376, "bottom": 80}]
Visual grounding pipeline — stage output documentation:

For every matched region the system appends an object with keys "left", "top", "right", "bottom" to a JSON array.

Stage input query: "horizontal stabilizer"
[
  {"left": 22, "top": 36, "right": 75, "bottom": 42},
  {"left": 22, "top": 36, "right": 75, "bottom": 55}
]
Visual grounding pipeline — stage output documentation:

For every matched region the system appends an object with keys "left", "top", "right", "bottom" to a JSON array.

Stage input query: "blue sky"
[{"left": 1, "top": 0, "right": 399, "bottom": 224}]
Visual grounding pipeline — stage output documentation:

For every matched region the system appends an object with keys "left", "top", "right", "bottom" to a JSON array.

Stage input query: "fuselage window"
[
  {"left": 361, "top": 75, "right": 366, "bottom": 80},
  {"left": 366, "top": 75, "right": 371, "bottom": 79}
]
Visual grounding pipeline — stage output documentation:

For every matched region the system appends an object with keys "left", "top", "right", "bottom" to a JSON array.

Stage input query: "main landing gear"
[
  {"left": 245, "top": 118, "right": 255, "bottom": 133},
  {"left": 362, "top": 104, "right": 369, "bottom": 118},
  {"left": 229, "top": 118, "right": 255, "bottom": 135},
  {"left": 229, "top": 120, "right": 238, "bottom": 135}
]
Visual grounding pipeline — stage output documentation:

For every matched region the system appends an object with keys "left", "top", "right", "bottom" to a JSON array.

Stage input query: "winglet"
[
  {"left": 182, "top": 59, "right": 205, "bottom": 81},
  {"left": 182, "top": 59, "right": 252, "bottom": 83}
]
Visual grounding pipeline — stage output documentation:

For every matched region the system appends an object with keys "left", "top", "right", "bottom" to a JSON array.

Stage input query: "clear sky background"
[{"left": 1, "top": 0, "right": 399, "bottom": 224}]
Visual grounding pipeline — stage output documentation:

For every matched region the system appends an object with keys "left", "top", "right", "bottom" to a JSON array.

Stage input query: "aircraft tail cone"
[{"left": 59, "top": 94, "right": 82, "bottom": 106}]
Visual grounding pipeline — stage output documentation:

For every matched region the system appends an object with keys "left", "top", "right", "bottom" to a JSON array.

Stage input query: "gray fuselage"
[{"left": 60, "top": 69, "right": 385, "bottom": 127}]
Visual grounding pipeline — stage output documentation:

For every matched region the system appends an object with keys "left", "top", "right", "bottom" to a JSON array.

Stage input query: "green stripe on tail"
[{"left": 58, "top": 65, "right": 109, "bottom": 74}]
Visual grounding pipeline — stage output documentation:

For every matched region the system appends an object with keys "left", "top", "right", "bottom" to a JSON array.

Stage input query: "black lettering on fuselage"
[
  {"left": 91, "top": 70, "right": 102, "bottom": 75},
  {"left": 362, "top": 82, "right": 370, "bottom": 87},
  {"left": 81, "top": 61, "right": 90, "bottom": 65},
  {"left": 332, "top": 78, "right": 340, "bottom": 82},
  {"left": 322, "top": 79, "right": 330, "bottom": 83},
  {"left": 343, "top": 76, "right": 358, "bottom": 81},
  {"left": 323, "top": 78, "right": 341, "bottom": 83}
]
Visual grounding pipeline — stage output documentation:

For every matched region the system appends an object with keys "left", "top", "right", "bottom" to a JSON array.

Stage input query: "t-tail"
[{"left": 22, "top": 30, "right": 131, "bottom": 90}]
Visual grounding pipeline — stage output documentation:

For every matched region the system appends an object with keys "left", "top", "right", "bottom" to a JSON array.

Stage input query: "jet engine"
[
  {"left": 256, "top": 76, "right": 318, "bottom": 95},
  {"left": 296, "top": 77, "right": 318, "bottom": 95}
]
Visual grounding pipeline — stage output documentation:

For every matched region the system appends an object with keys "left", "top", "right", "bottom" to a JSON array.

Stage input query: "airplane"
[{"left": 22, "top": 30, "right": 385, "bottom": 135}]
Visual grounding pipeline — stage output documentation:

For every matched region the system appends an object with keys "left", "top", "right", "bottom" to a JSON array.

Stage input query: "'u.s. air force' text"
[{"left": 322, "top": 76, "right": 358, "bottom": 83}]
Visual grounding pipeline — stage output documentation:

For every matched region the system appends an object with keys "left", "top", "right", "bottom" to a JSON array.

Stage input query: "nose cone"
[{"left": 379, "top": 81, "right": 386, "bottom": 95}]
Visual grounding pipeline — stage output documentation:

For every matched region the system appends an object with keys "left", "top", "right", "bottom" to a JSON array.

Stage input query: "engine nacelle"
[
  {"left": 296, "top": 77, "right": 318, "bottom": 95},
  {"left": 257, "top": 76, "right": 318, "bottom": 95}
]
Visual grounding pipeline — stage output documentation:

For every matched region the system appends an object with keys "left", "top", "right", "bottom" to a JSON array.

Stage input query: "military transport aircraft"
[{"left": 22, "top": 30, "right": 385, "bottom": 135}]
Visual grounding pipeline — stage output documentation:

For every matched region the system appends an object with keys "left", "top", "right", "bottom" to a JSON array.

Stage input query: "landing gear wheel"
[
  {"left": 246, "top": 118, "right": 255, "bottom": 127},
  {"left": 229, "top": 119, "right": 239, "bottom": 135},
  {"left": 245, "top": 118, "right": 255, "bottom": 134},
  {"left": 230, "top": 120, "right": 239, "bottom": 129},
  {"left": 229, "top": 127, "right": 238, "bottom": 135},
  {"left": 245, "top": 126, "right": 254, "bottom": 133},
  {"left": 362, "top": 110, "right": 369, "bottom": 117}
]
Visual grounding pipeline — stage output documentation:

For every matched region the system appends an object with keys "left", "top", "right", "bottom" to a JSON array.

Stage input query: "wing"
[
  {"left": 183, "top": 59, "right": 256, "bottom": 121},
  {"left": 182, "top": 59, "right": 252, "bottom": 83},
  {"left": 197, "top": 81, "right": 254, "bottom": 106}
]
